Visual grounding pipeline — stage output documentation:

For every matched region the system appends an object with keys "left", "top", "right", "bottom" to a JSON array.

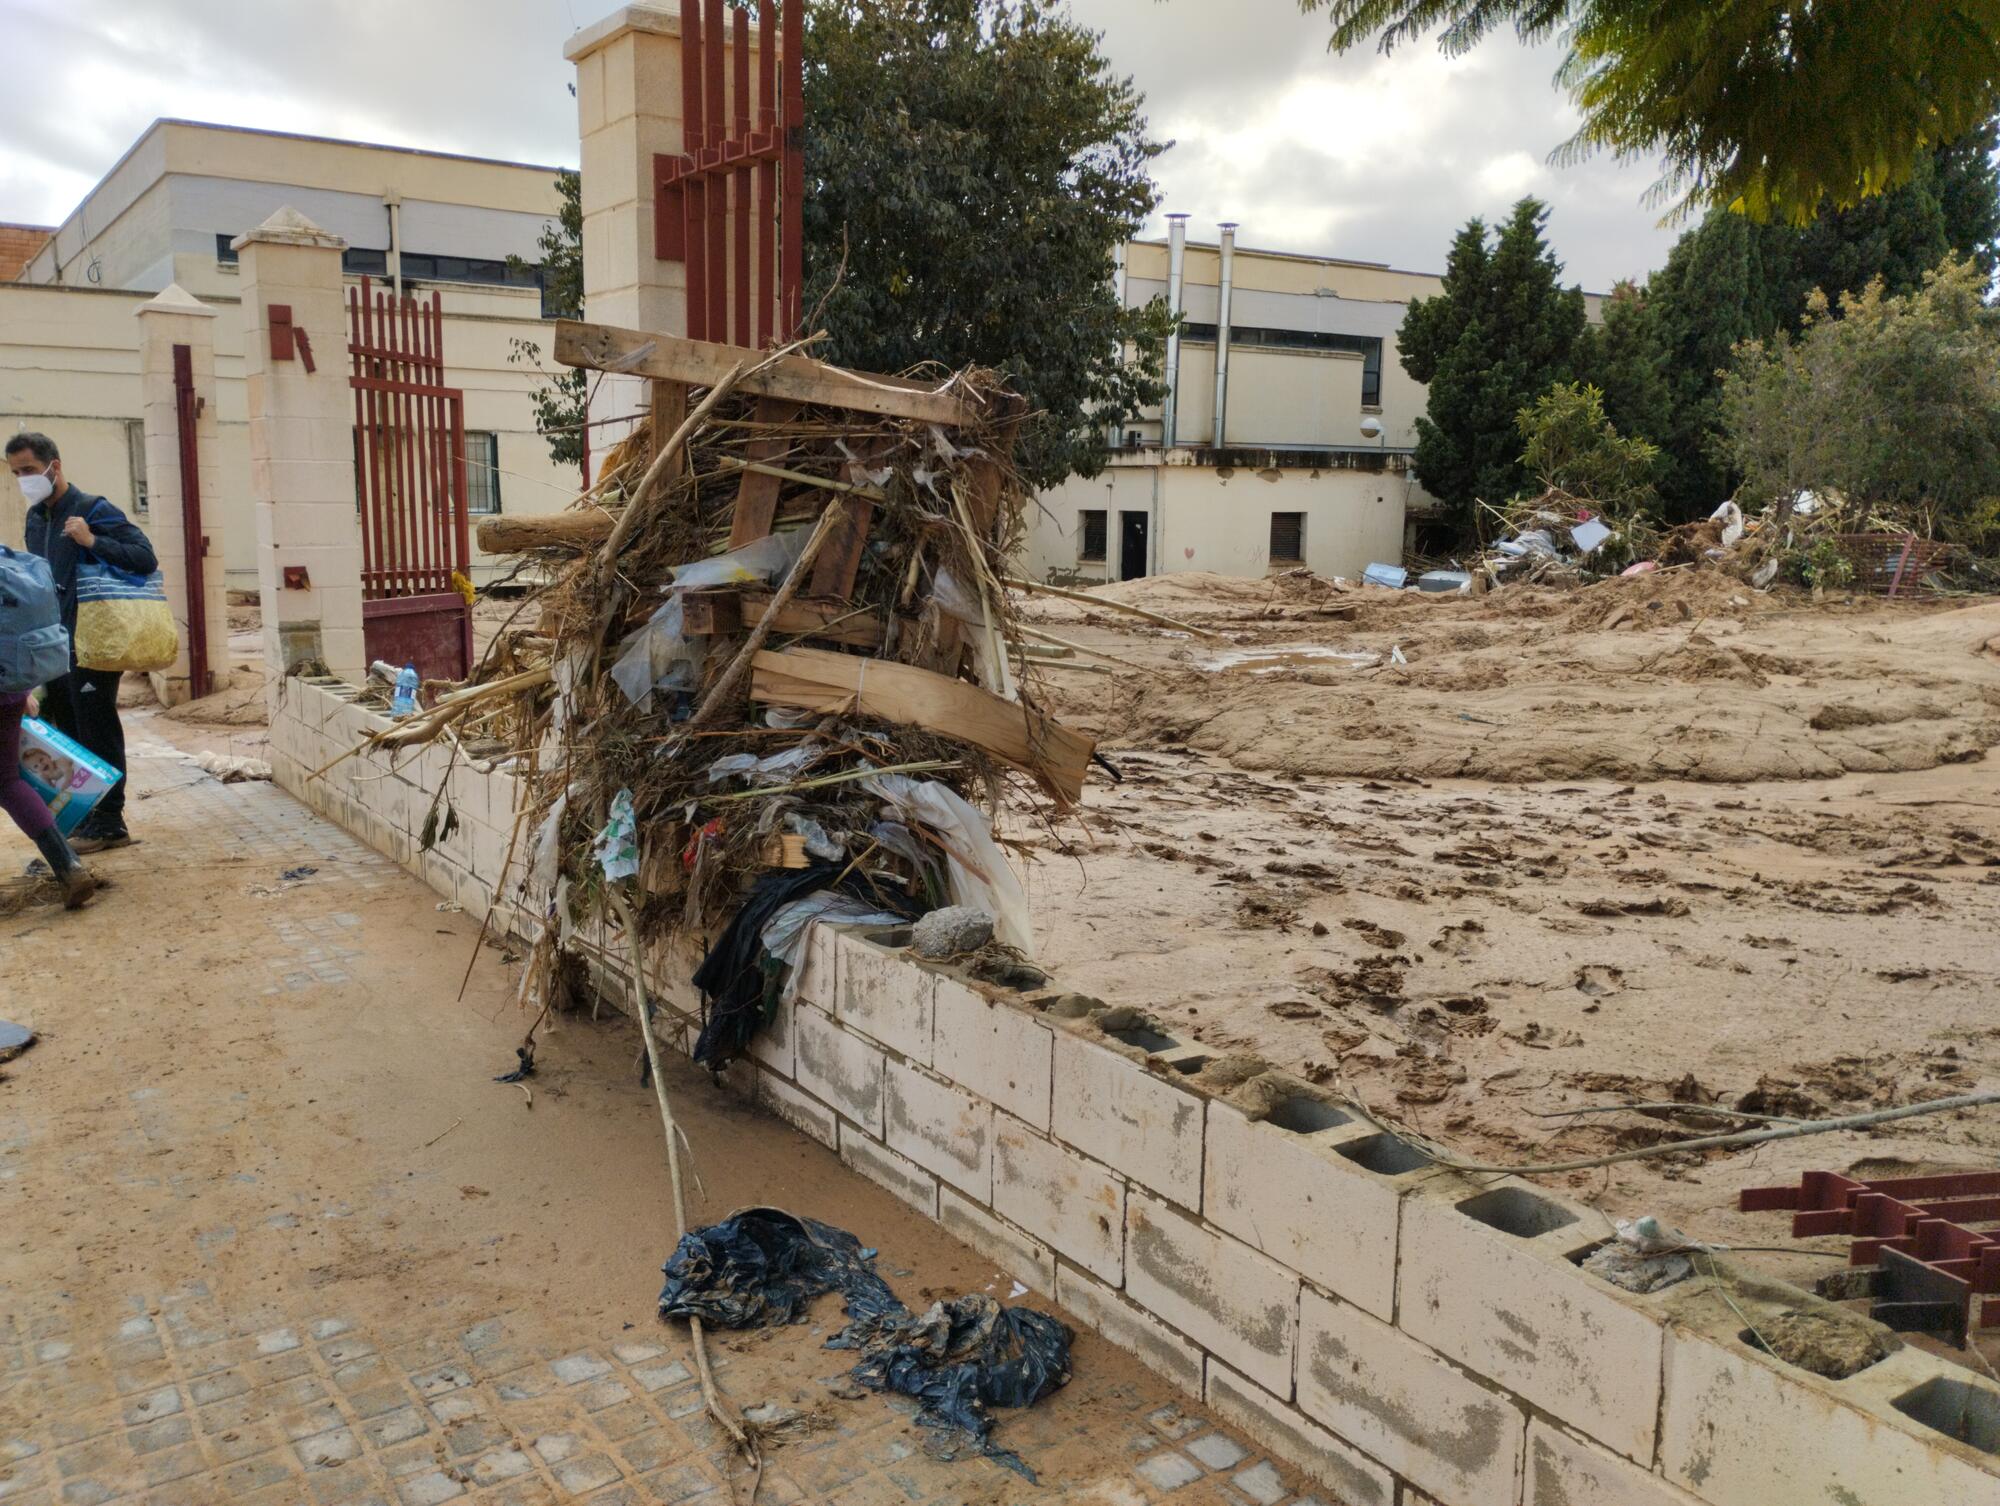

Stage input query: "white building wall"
[{"left": 1026, "top": 460, "right": 1412, "bottom": 586}]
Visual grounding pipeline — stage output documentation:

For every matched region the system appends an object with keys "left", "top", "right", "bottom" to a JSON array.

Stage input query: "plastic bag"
[
  {"left": 73, "top": 561, "right": 177, "bottom": 673},
  {"left": 705, "top": 744, "right": 819, "bottom": 787},
  {"left": 659, "top": 1208, "right": 1072, "bottom": 1480},
  {"left": 1710, "top": 500, "right": 1745, "bottom": 550},
  {"left": 610, "top": 596, "right": 700, "bottom": 708},
  {"left": 670, "top": 529, "right": 807, "bottom": 591},
  {"left": 594, "top": 788, "right": 640, "bottom": 881},
  {"left": 864, "top": 774, "right": 1030, "bottom": 954},
  {"left": 761, "top": 892, "right": 906, "bottom": 1001}
]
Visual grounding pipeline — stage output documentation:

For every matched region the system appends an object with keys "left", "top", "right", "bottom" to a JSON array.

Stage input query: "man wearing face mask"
[{"left": 7, "top": 431, "right": 158, "bottom": 852}]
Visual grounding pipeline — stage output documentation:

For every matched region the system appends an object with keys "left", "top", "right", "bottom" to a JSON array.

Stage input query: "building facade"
[
  {"left": 1022, "top": 218, "right": 1445, "bottom": 586},
  {"left": 3, "top": 120, "right": 579, "bottom": 589}
]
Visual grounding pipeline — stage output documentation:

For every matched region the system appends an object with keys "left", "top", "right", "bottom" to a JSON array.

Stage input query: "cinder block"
[
  {"left": 793, "top": 920, "right": 837, "bottom": 1009},
  {"left": 748, "top": 994, "right": 795, "bottom": 1079},
  {"left": 1055, "top": 1262, "right": 1204, "bottom": 1401},
  {"left": 1124, "top": 1190, "right": 1298, "bottom": 1398},
  {"left": 932, "top": 979, "right": 1054, "bottom": 1131},
  {"left": 884, "top": 1060, "right": 992, "bottom": 1201},
  {"left": 1203, "top": 1100, "right": 1399, "bottom": 1322},
  {"left": 838, "top": 1124, "right": 937, "bottom": 1218},
  {"left": 1661, "top": 1327, "right": 2000, "bottom": 1506},
  {"left": 1204, "top": 1363, "right": 1395, "bottom": 1506},
  {"left": 1400, "top": 1183, "right": 1663, "bottom": 1462},
  {"left": 793, "top": 1005, "right": 884, "bottom": 1136},
  {"left": 938, "top": 1188, "right": 1055, "bottom": 1297},
  {"left": 992, "top": 1115, "right": 1124, "bottom": 1285},
  {"left": 1297, "top": 1288, "right": 1525, "bottom": 1506},
  {"left": 836, "top": 932, "right": 932, "bottom": 1064},
  {"left": 1050, "top": 1029, "right": 1203, "bottom": 1207},
  {"left": 1527, "top": 1420, "right": 1700, "bottom": 1506}
]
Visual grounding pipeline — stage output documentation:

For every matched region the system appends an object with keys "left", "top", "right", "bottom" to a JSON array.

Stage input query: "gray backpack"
[{"left": 0, "top": 544, "right": 71, "bottom": 693}]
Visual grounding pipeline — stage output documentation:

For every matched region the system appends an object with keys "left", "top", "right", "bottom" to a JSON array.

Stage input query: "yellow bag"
[{"left": 73, "top": 562, "right": 180, "bottom": 673}]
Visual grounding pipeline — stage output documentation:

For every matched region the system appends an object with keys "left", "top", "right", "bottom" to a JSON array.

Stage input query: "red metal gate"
[
  {"left": 347, "top": 277, "right": 474, "bottom": 682},
  {"left": 170, "top": 343, "right": 213, "bottom": 700},
  {"left": 653, "top": 0, "right": 803, "bottom": 346}
]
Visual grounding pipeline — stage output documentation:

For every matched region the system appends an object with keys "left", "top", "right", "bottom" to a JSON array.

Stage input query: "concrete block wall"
[{"left": 269, "top": 676, "right": 2000, "bottom": 1506}]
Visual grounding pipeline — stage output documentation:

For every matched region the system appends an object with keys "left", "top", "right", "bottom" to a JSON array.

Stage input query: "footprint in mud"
[
  {"left": 1430, "top": 919, "right": 1488, "bottom": 958},
  {"left": 1574, "top": 964, "right": 1626, "bottom": 998},
  {"left": 1343, "top": 918, "right": 1407, "bottom": 949}
]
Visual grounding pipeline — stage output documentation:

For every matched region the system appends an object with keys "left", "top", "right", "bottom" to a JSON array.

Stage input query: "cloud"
[{"left": 0, "top": 0, "right": 1679, "bottom": 287}]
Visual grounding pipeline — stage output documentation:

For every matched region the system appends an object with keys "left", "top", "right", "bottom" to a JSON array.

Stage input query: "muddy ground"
[{"left": 1010, "top": 569, "right": 2000, "bottom": 1368}]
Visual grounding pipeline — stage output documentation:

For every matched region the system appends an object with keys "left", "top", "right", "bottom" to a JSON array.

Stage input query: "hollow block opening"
[
  {"left": 1891, "top": 1376, "right": 2000, "bottom": 1454},
  {"left": 1264, "top": 1097, "right": 1353, "bottom": 1135},
  {"left": 1456, "top": 1186, "right": 1580, "bottom": 1239},
  {"left": 1334, "top": 1132, "right": 1433, "bottom": 1175}
]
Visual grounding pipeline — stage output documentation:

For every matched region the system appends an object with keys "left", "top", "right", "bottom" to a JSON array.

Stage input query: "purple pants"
[{"left": 1, "top": 693, "right": 56, "bottom": 842}]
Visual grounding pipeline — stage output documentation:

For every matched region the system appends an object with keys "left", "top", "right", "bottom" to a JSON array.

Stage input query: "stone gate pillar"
[
  {"left": 233, "top": 207, "right": 365, "bottom": 684},
  {"left": 134, "top": 285, "right": 228, "bottom": 708},
  {"left": 566, "top": 5, "right": 689, "bottom": 456}
]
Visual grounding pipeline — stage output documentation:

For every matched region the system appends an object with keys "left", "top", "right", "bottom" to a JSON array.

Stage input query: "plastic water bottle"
[{"left": 391, "top": 662, "right": 419, "bottom": 719}]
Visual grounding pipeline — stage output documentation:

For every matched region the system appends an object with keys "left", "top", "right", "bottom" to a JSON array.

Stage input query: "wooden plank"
[
  {"left": 477, "top": 511, "right": 613, "bottom": 553},
  {"left": 650, "top": 379, "right": 688, "bottom": 481},
  {"left": 749, "top": 646, "right": 1093, "bottom": 805},
  {"left": 727, "top": 396, "right": 804, "bottom": 547},
  {"left": 807, "top": 441, "right": 885, "bottom": 600},
  {"left": 622, "top": 590, "right": 883, "bottom": 649},
  {"left": 556, "top": 318, "right": 980, "bottom": 427}
]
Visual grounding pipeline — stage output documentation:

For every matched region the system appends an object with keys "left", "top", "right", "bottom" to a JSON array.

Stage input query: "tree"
[
  {"left": 1397, "top": 198, "right": 1587, "bottom": 533},
  {"left": 1302, "top": 2, "right": 2000, "bottom": 224},
  {"left": 1517, "top": 381, "right": 1659, "bottom": 514},
  {"left": 1627, "top": 128, "right": 2000, "bottom": 519},
  {"left": 508, "top": 169, "right": 588, "bottom": 477},
  {"left": 801, "top": 0, "right": 1169, "bottom": 489},
  {"left": 1720, "top": 257, "right": 2000, "bottom": 544},
  {"left": 1574, "top": 281, "right": 1669, "bottom": 447}
]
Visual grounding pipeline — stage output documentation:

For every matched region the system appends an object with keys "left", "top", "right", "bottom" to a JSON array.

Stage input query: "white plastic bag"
[
  {"left": 705, "top": 744, "right": 819, "bottom": 787},
  {"left": 761, "top": 894, "right": 907, "bottom": 1001},
  {"left": 610, "top": 596, "right": 700, "bottom": 708},
  {"left": 863, "top": 774, "right": 1031, "bottom": 954},
  {"left": 1709, "top": 500, "right": 1745, "bottom": 550},
  {"left": 670, "top": 529, "right": 808, "bottom": 590}
]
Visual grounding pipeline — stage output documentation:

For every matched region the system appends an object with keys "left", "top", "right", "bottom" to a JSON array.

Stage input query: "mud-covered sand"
[{"left": 1010, "top": 571, "right": 2000, "bottom": 1367}]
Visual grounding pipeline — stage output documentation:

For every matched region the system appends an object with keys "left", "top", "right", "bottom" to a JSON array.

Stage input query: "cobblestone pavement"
[{"left": 1, "top": 715, "right": 1338, "bottom": 1506}]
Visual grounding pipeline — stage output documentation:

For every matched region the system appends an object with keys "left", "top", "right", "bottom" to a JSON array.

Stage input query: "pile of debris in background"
[
  {"left": 1376, "top": 488, "right": 1995, "bottom": 599},
  {"left": 345, "top": 338, "right": 1092, "bottom": 1069}
]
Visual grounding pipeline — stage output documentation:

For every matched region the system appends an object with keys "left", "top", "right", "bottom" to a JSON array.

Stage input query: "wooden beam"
[
  {"left": 623, "top": 590, "right": 884, "bottom": 649},
  {"left": 749, "top": 646, "right": 1094, "bottom": 805},
  {"left": 477, "top": 511, "right": 614, "bottom": 554},
  {"left": 726, "top": 397, "right": 803, "bottom": 547},
  {"left": 556, "top": 319, "right": 981, "bottom": 427},
  {"left": 650, "top": 380, "right": 688, "bottom": 480}
]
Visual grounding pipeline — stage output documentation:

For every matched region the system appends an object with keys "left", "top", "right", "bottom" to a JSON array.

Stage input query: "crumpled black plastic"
[
  {"left": 658, "top": 1207, "right": 1072, "bottom": 1479},
  {"left": 689, "top": 866, "right": 917, "bottom": 1071}
]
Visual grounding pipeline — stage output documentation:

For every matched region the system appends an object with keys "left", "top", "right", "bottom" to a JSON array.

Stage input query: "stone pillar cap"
[
  {"left": 231, "top": 206, "right": 347, "bottom": 253},
  {"left": 134, "top": 282, "right": 217, "bottom": 319},
  {"left": 565, "top": 3, "right": 680, "bottom": 61}
]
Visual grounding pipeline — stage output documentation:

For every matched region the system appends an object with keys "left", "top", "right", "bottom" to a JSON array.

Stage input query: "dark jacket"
[{"left": 23, "top": 485, "right": 158, "bottom": 642}]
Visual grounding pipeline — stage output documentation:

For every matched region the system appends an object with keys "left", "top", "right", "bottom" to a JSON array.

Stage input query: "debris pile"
[{"left": 349, "top": 339, "right": 1091, "bottom": 1065}]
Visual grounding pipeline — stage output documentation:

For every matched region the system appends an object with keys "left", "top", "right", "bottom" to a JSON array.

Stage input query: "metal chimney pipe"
[
  {"left": 1162, "top": 213, "right": 1189, "bottom": 449},
  {"left": 1212, "top": 222, "right": 1237, "bottom": 450}
]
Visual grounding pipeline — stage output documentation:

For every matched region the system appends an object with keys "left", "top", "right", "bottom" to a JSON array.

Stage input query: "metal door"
[
  {"left": 347, "top": 277, "right": 474, "bottom": 682},
  {"left": 171, "top": 344, "right": 213, "bottom": 699}
]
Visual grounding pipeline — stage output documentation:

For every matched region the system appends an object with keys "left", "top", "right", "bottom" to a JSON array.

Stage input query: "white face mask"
[{"left": 16, "top": 465, "right": 52, "bottom": 506}]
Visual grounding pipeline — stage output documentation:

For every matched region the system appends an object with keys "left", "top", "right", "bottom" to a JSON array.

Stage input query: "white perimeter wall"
[{"left": 0, "top": 281, "right": 579, "bottom": 586}]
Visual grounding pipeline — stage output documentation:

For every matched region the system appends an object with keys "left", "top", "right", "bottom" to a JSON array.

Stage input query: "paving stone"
[
  {"left": 294, "top": 1428, "right": 362, "bottom": 1469},
  {"left": 1135, "top": 1451, "right": 1205, "bottom": 1491},
  {"left": 471, "top": 1447, "right": 534, "bottom": 1485},
  {"left": 552, "top": 1453, "right": 622, "bottom": 1492},
  {"left": 551, "top": 1351, "right": 613, "bottom": 1385},
  {"left": 1187, "top": 1434, "right": 1249, "bottom": 1471},
  {"left": 362, "top": 1407, "right": 429, "bottom": 1448},
  {"left": 632, "top": 1360, "right": 693, "bottom": 1392},
  {"left": 394, "top": 1470, "right": 464, "bottom": 1506},
  {"left": 1231, "top": 1460, "right": 1287, "bottom": 1505}
]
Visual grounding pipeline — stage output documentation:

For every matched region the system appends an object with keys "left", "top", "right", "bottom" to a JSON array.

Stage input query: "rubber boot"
[{"left": 32, "top": 828, "right": 98, "bottom": 910}]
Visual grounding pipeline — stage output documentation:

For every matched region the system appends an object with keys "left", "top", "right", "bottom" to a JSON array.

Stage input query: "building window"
[
  {"left": 1079, "top": 509, "right": 1107, "bottom": 562},
  {"left": 1181, "top": 323, "right": 1383, "bottom": 407},
  {"left": 1270, "top": 512, "right": 1305, "bottom": 565},
  {"left": 465, "top": 432, "right": 502, "bottom": 515},
  {"left": 215, "top": 233, "right": 545, "bottom": 297}
]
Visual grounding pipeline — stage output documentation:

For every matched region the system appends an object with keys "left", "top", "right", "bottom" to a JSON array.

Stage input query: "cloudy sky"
[{"left": 1, "top": 0, "right": 1680, "bottom": 290}]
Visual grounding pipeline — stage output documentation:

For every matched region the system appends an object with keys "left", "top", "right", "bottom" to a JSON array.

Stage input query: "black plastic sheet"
[{"left": 658, "top": 1207, "right": 1072, "bottom": 1479}]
